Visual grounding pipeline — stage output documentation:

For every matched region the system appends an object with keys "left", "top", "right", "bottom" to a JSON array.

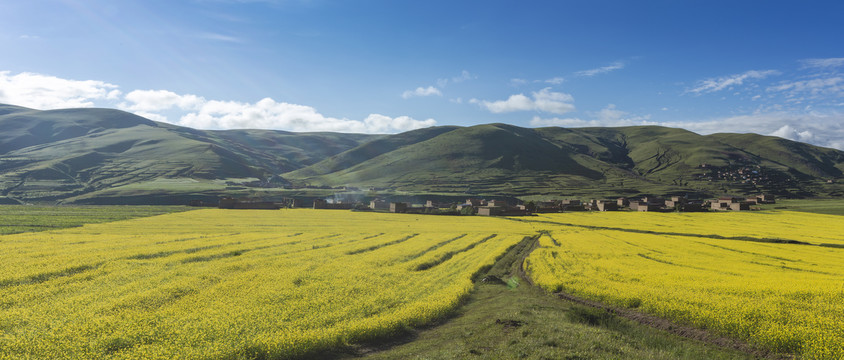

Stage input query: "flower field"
[
  {"left": 0, "top": 209, "right": 531, "bottom": 359},
  {"left": 2, "top": 207, "right": 842, "bottom": 359},
  {"left": 524, "top": 212, "right": 844, "bottom": 359}
]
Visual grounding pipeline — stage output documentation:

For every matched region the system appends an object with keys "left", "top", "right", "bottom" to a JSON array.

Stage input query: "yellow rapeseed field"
[
  {"left": 3, "top": 208, "right": 841, "bottom": 359},
  {"left": 524, "top": 211, "right": 844, "bottom": 359},
  {"left": 0, "top": 209, "right": 532, "bottom": 359}
]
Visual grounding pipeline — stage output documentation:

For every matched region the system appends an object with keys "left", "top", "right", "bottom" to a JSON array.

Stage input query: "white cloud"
[
  {"left": 401, "top": 86, "right": 442, "bottom": 99},
  {"left": 767, "top": 77, "right": 844, "bottom": 96},
  {"left": 770, "top": 124, "right": 815, "bottom": 143},
  {"left": 452, "top": 70, "right": 473, "bottom": 83},
  {"left": 436, "top": 70, "right": 474, "bottom": 88},
  {"left": 132, "top": 111, "right": 169, "bottom": 123},
  {"left": 686, "top": 70, "right": 780, "bottom": 94},
  {"left": 544, "top": 77, "right": 565, "bottom": 85},
  {"left": 658, "top": 112, "right": 844, "bottom": 150},
  {"left": 472, "top": 88, "right": 575, "bottom": 115},
  {"left": 530, "top": 106, "right": 844, "bottom": 150},
  {"left": 363, "top": 114, "right": 437, "bottom": 133},
  {"left": 0, "top": 71, "right": 120, "bottom": 109},
  {"left": 121, "top": 89, "right": 206, "bottom": 112},
  {"left": 799, "top": 57, "right": 844, "bottom": 70},
  {"left": 530, "top": 104, "right": 651, "bottom": 127},
  {"left": 575, "top": 61, "right": 625, "bottom": 77},
  {"left": 0, "top": 70, "right": 434, "bottom": 134},
  {"left": 178, "top": 97, "right": 435, "bottom": 133},
  {"left": 510, "top": 78, "right": 528, "bottom": 86}
]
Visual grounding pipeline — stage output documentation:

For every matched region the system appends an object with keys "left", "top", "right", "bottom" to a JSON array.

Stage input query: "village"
[{"left": 216, "top": 193, "right": 776, "bottom": 216}]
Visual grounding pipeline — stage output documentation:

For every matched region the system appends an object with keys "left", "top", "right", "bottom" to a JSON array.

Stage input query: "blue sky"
[{"left": 1, "top": 0, "right": 843, "bottom": 149}]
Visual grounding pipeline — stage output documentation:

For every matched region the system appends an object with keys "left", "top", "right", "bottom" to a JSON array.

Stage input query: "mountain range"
[{"left": 1, "top": 103, "right": 842, "bottom": 204}]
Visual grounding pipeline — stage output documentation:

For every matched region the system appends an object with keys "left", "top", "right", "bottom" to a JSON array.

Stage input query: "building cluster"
[
  {"left": 312, "top": 198, "right": 354, "bottom": 210},
  {"left": 696, "top": 164, "right": 791, "bottom": 186},
  {"left": 709, "top": 194, "right": 775, "bottom": 211},
  {"left": 218, "top": 197, "right": 281, "bottom": 210},
  {"left": 215, "top": 193, "right": 776, "bottom": 215},
  {"left": 367, "top": 198, "right": 528, "bottom": 216}
]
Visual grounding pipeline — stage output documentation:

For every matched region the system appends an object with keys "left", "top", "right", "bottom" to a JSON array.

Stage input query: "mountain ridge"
[{"left": 1, "top": 104, "right": 842, "bottom": 204}]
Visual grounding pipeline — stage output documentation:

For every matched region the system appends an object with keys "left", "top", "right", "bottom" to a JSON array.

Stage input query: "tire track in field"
[
  {"left": 398, "top": 234, "right": 468, "bottom": 262},
  {"left": 415, "top": 234, "right": 498, "bottom": 271},
  {"left": 0, "top": 262, "right": 103, "bottom": 289},
  {"left": 506, "top": 218, "right": 813, "bottom": 246},
  {"left": 346, "top": 234, "right": 419, "bottom": 255},
  {"left": 129, "top": 234, "right": 313, "bottom": 261},
  {"left": 178, "top": 234, "right": 351, "bottom": 263},
  {"left": 126, "top": 244, "right": 226, "bottom": 260}
]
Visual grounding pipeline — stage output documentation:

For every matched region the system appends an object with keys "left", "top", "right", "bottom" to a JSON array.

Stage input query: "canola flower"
[
  {"left": 3, "top": 207, "right": 842, "bottom": 359},
  {"left": 0, "top": 209, "right": 532, "bottom": 359},
  {"left": 525, "top": 211, "right": 844, "bottom": 359}
]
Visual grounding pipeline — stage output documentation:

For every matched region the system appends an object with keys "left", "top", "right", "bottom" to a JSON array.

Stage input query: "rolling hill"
[{"left": 1, "top": 104, "right": 842, "bottom": 204}]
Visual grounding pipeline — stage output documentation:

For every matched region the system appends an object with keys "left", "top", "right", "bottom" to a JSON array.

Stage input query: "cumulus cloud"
[
  {"left": 770, "top": 124, "right": 815, "bottom": 143},
  {"left": 401, "top": 86, "right": 442, "bottom": 99},
  {"left": 472, "top": 88, "right": 575, "bottom": 115},
  {"left": 0, "top": 70, "right": 434, "bottom": 134},
  {"left": 530, "top": 106, "right": 844, "bottom": 150},
  {"left": 575, "top": 61, "right": 625, "bottom": 77},
  {"left": 530, "top": 104, "right": 652, "bottom": 127},
  {"left": 121, "top": 89, "right": 205, "bottom": 112},
  {"left": 178, "top": 97, "right": 435, "bottom": 133},
  {"left": 657, "top": 112, "right": 844, "bottom": 150},
  {"left": 0, "top": 71, "right": 120, "bottom": 109},
  {"left": 686, "top": 70, "right": 780, "bottom": 94},
  {"left": 799, "top": 57, "right": 844, "bottom": 70},
  {"left": 120, "top": 90, "right": 436, "bottom": 133}
]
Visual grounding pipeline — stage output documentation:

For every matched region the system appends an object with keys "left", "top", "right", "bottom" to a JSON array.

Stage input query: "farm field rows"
[
  {"left": 0, "top": 209, "right": 533, "bottom": 359},
  {"left": 524, "top": 212, "right": 844, "bottom": 359},
  {"left": 2, "top": 207, "right": 842, "bottom": 359},
  {"left": 529, "top": 211, "right": 844, "bottom": 246}
]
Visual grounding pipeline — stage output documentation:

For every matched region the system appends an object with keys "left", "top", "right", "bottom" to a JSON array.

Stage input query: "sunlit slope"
[
  {"left": 286, "top": 125, "right": 460, "bottom": 178},
  {"left": 286, "top": 124, "right": 612, "bottom": 192},
  {"left": 544, "top": 126, "right": 844, "bottom": 180},
  {"left": 715, "top": 132, "right": 844, "bottom": 178},
  {"left": 0, "top": 106, "right": 375, "bottom": 201},
  {"left": 286, "top": 123, "right": 844, "bottom": 194},
  {"left": 524, "top": 211, "right": 844, "bottom": 359},
  {"left": 0, "top": 209, "right": 533, "bottom": 359},
  {"left": 3, "top": 103, "right": 843, "bottom": 201}
]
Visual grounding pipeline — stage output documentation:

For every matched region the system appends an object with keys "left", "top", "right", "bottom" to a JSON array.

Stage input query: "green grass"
[
  {"left": 0, "top": 205, "right": 194, "bottom": 235},
  {"left": 347, "top": 236, "right": 760, "bottom": 360},
  {"left": 759, "top": 198, "right": 844, "bottom": 215},
  {"left": 4, "top": 107, "right": 843, "bottom": 202}
]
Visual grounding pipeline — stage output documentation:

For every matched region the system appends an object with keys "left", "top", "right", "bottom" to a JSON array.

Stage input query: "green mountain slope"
[
  {"left": 0, "top": 106, "right": 376, "bottom": 202},
  {"left": 286, "top": 124, "right": 844, "bottom": 197},
  {"left": 1, "top": 104, "right": 842, "bottom": 203}
]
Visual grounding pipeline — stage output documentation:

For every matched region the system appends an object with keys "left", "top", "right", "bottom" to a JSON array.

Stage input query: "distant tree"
[
  {"left": 460, "top": 206, "right": 476, "bottom": 215},
  {"left": 525, "top": 200, "right": 537, "bottom": 214}
]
